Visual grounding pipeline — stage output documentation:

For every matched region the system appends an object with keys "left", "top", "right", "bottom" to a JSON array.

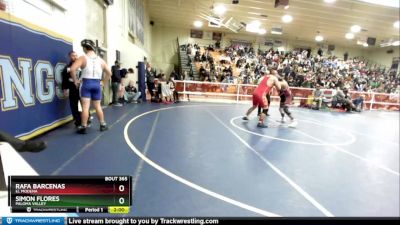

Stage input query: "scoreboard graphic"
[{"left": 8, "top": 176, "right": 132, "bottom": 214}]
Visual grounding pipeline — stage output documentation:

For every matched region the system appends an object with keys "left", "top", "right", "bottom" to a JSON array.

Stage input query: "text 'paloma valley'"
[{"left": 14, "top": 195, "right": 59, "bottom": 206}]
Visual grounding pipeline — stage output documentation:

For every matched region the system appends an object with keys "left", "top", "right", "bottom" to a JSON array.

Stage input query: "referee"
[{"left": 62, "top": 51, "right": 91, "bottom": 127}]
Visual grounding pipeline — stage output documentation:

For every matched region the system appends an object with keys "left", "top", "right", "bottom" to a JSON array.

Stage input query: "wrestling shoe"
[
  {"left": 77, "top": 126, "right": 87, "bottom": 134},
  {"left": 100, "top": 123, "right": 108, "bottom": 132},
  {"left": 242, "top": 116, "right": 249, "bottom": 121},
  {"left": 288, "top": 120, "right": 298, "bottom": 128}
]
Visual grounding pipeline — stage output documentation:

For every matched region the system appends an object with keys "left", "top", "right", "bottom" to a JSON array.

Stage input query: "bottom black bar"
[{"left": 66, "top": 217, "right": 399, "bottom": 225}]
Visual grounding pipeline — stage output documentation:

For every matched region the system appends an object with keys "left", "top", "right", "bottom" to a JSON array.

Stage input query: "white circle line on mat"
[
  {"left": 230, "top": 116, "right": 356, "bottom": 146},
  {"left": 124, "top": 105, "right": 281, "bottom": 217}
]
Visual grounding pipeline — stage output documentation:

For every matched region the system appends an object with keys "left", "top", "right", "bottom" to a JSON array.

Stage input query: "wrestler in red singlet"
[
  {"left": 252, "top": 75, "right": 272, "bottom": 109},
  {"left": 242, "top": 69, "right": 281, "bottom": 128}
]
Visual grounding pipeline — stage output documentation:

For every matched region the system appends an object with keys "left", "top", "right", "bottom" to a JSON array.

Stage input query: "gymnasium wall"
[
  {"left": 0, "top": 0, "right": 151, "bottom": 138},
  {"left": 364, "top": 46, "right": 400, "bottom": 68},
  {"left": 151, "top": 25, "right": 224, "bottom": 76}
]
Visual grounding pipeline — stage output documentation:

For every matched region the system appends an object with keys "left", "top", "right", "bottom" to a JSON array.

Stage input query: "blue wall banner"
[{"left": 0, "top": 11, "right": 73, "bottom": 139}]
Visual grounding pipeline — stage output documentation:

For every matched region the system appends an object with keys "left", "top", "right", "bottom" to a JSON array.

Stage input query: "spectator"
[
  {"left": 332, "top": 87, "right": 356, "bottom": 112},
  {"left": 186, "top": 44, "right": 192, "bottom": 55},
  {"left": 118, "top": 68, "right": 128, "bottom": 104},
  {"left": 124, "top": 80, "right": 141, "bottom": 103},
  {"left": 194, "top": 51, "right": 201, "bottom": 62},
  {"left": 187, "top": 56, "right": 192, "bottom": 67},
  {"left": 201, "top": 53, "right": 207, "bottom": 62},
  {"left": 215, "top": 40, "right": 221, "bottom": 49},
  {"left": 352, "top": 95, "right": 364, "bottom": 112},
  {"left": 355, "top": 80, "right": 366, "bottom": 92},
  {"left": 332, "top": 87, "right": 345, "bottom": 109},
  {"left": 151, "top": 78, "right": 161, "bottom": 103},
  {"left": 169, "top": 77, "right": 179, "bottom": 103},
  {"left": 170, "top": 70, "right": 179, "bottom": 80},
  {"left": 312, "top": 85, "right": 324, "bottom": 110},
  {"left": 180, "top": 44, "right": 186, "bottom": 52},
  {"left": 160, "top": 76, "right": 173, "bottom": 103},
  {"left": 146, "top": 65, "right": 155, "bottom": 97},
  {"left": 0, "top": 130, "right": 46, "bottom": 152},
  {"left": 318, "top": 48, "right": 323, "bottom": 56},
  {"left": 111, "top": 60, "right": 123, "bottom": 106},
  {"left": 199, "top": 65, "right": 206, "bottom": 80}
]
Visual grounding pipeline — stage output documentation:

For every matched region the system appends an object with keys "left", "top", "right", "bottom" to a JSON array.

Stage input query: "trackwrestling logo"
[{"left": 2, "top": 217, "right": 64, "bottom": 225}]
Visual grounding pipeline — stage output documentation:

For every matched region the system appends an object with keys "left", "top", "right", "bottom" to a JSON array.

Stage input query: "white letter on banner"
[
  {"left": 35, "top": 61, "right": 55, "bottom": 103},
  {"left": 0, "top": 56, "right": 35, "bottom": 111},
  {"left": 54, "top": 63, "right": 66, "bottom": 99}
]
